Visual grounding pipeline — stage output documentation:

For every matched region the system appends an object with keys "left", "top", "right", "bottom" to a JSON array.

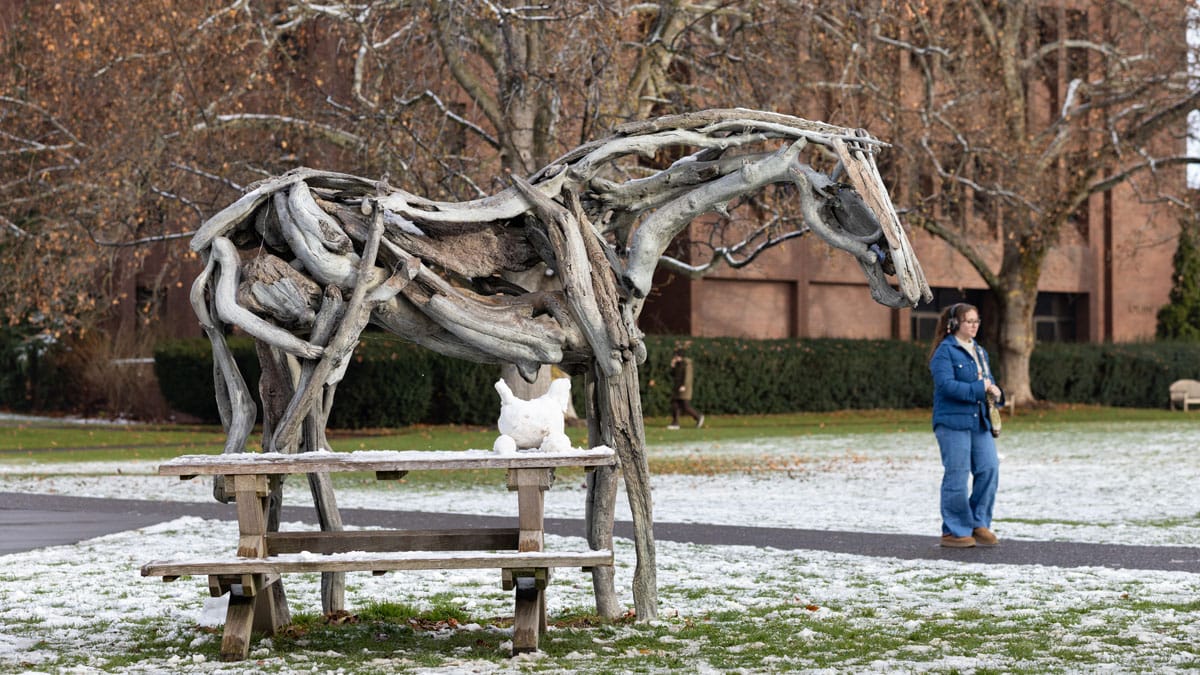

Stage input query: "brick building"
[
  {"left": 642, "top": 3, "right": 1188, "bottom": 348},
  {"left": 641, "top": 180, "right": 1178, "bottom": 345}
]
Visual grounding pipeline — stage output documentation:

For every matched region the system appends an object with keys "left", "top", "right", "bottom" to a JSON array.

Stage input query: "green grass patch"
[
  {"left": 0, "top": 406, "right": 1186, "bottom": 469},
  {"left": 0, "top": 423, "right": 228, "bottom": 463},
  {"left": 14, "top": 592, "right": 1200, "bottom": 672},
  {"left": 0, "top": 423, "right": 225, "bottom": 451},
  {"left": 1130, "top": 513, "right": 1200, "bottom": 528},
  {"left": 1000, "top": 517, "right": 1094, "bottom": 527}
]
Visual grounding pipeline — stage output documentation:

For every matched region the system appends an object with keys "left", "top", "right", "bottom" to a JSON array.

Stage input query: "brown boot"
[
  {"left": 972, "top": 527, "right": 999, "bottom": 546},
  {"left": 940, "top": 534, "right": 976, "bottom": 548}
]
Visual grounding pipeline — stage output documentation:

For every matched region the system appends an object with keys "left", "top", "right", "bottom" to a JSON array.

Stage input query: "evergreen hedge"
[
  {"left": 636, "top": 336, "right": 932, "bottom": 417},
  {"left": 153, "top": 334, "right": 1200, "bottom": 428},
  {"left": 153, "top": 335, "right": 499, "bottom": 428},
  {"left": 1030, "top": 341, "right": 1200, "bottom": 408},
  {"left": 0, "top": 329, "right": 71, "bottom": 412}
]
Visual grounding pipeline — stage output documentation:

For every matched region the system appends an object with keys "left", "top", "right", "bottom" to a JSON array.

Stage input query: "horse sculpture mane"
[{"left": 188, "top": 108, "right": 931, "bottom": 619}]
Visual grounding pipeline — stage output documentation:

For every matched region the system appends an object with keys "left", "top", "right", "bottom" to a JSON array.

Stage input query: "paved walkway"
[{"left": 3, "top": 491, "right": 1198, "bottom": 572}]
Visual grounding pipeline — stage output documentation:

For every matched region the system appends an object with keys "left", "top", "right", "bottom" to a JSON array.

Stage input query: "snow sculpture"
[{"left": 493, "top": 378, "right": 573, "bottom": 453}]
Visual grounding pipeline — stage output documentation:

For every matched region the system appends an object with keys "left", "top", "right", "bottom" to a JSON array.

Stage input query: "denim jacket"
[{"left": 930, "top": 334, "right": 999, "bottom": 431}]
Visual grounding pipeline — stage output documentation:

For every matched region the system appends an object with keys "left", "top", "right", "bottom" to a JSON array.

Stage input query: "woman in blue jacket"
[{"left": 929, "top": 303, "right": 1004, "bottom": 548}]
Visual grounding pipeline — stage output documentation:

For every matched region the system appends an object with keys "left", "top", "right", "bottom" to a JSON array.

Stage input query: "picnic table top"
[{"left": 157, "top": 446, "right": 618, "bottom": 476}]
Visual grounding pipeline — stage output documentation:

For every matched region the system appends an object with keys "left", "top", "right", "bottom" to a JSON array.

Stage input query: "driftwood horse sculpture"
[{"left": 189, "top": 108, "right": 931, "bottom": 621}]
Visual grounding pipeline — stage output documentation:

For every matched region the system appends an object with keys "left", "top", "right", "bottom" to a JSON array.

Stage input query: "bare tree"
[
  {"left": 1, "top": 1, "right": 772, "bottom": 392},
  {"left": 785, "top": 1, "right": 1200, "bottom": 404}
]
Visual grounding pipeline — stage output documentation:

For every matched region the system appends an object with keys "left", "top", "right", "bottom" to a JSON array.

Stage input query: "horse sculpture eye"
[{"left": 829, "top": 185, "right": 882, "bottom": 243}]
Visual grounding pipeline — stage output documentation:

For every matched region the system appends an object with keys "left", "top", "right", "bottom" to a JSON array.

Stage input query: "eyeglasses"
[{"left": 962, "top": 319, "right": 981, "bottom": 325}]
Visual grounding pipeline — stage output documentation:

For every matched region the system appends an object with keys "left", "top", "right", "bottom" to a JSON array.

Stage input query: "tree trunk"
[{"left": 996, "top": 276, "right": 1038, "bottom": 406}]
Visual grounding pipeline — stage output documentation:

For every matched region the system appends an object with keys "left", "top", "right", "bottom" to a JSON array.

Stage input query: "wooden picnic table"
[{"left": 142, "top": 447, "right": 617, "bottom": 661}]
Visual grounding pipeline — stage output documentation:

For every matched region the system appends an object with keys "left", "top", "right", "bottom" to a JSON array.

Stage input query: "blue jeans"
[{"left": 934, "top": 425, "right": 999, "bottom": 537}]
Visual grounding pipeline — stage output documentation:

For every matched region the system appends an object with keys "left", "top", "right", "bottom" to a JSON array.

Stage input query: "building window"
[
  {"left": 1034, "top": 292, "right": 1083, "bottom": 343},
  {"left": 912, "top": 289, "right": 1084, "bottom": 343},
  {"left": 910, "top": 287, "right": 987, "bottom": 342}
]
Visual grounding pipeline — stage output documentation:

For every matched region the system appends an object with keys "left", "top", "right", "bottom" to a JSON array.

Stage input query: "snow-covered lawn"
[{"left": 1, "top": 420, "right": 1197, "bottom": 672}]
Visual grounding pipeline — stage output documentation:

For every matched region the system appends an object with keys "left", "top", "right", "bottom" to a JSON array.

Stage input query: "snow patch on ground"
[
  {"left": 2, "top": 423, "right": 1195, "bottom": 546},
  {"left": 0, "top": 421, "right": 1197, "bottom": 672}
]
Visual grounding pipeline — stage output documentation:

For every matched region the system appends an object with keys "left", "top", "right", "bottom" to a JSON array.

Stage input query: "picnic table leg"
[
  {"left": 511, "top": 571, "right": 547, "bottom": 654},
  {"left": 209, "top": 572, "right": 289, "bottom": 661},
  {"left": 221, "top": 474, "right": 292, "bottom": 660},
  {"left": 254, "top": 574, "right": 290, "bottom": 634},
  {"left": 221, "top": 587, "right": 256, "bottom": 661},
  {"left": 507, "top": 468, "right": 553, "bottom": 654}
]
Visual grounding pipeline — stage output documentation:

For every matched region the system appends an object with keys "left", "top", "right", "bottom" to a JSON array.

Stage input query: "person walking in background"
[
  {"left": 668, "top": 348, "right": 704, "bottom": 429},
  {"left": 929, "top": 303, "right": 1004, "bottom": 548}
]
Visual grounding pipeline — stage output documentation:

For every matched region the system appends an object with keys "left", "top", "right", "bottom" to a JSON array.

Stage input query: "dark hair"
[{"left": 928, "top": 303, "right": 979, "bottom": 362}]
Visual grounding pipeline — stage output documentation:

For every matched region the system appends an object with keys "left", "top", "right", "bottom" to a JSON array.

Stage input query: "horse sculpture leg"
[
  {"left": 585, "top": 362, "right": 659, "bottom": 620},
  {"left": 584, "top": 373, "right": 621, "bottom": 618},
  {"left": 257, "top": 340, "right": 346, "bottom": 614}
]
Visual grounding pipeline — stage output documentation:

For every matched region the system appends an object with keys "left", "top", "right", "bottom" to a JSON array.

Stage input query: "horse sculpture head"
[{"left": 608, "top": 111, "right": 929, "bottom": 311}]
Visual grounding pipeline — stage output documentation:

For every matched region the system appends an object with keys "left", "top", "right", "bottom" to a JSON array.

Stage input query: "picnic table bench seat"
[
  {"left": 142, "top": 447, "right": 617, "bottom": 661},
  {"left": 142, "top": 549, "right": 615, "bottom": 578}
]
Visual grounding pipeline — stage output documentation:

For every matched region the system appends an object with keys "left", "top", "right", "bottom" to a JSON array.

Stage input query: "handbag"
[
  {"left": 976, "top": 343, "right": 1002, "bottom": 438},
  {"left": 986, "top": 392, "right": 1002, "bottom": 438}
]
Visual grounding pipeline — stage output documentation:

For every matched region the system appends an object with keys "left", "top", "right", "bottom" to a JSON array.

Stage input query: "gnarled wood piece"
[
  {"left": 210, "top": 237, "right": 325, "bottom": 359},
  {"left": 192, "top": 168, "right": 375, "bottom": 252},
  {"left": 622, "top": 140, "right": 808, "bottom": 298},
  {"left": 238, "top": 254, "right": 323, "bottom": 330},
  {"left": 191, "top": 255, "right": 256, "bottom": 463},
  {"left": 509, "top": 175, "right": 621, "bottom": 377},
  {"left": 273, "top": 206, "right": 414, "bottom": 454}
]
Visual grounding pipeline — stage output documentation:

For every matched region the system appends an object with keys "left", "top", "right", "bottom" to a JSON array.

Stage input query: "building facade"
[
  {"left": 641, "top": 3, "right": 1186, "bottom": 348},
  {"left": 641, "top": 181, "right": 1178, "bottom": 346}
]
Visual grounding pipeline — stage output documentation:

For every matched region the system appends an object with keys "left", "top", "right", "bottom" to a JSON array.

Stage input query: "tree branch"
[
  {"left": 430, "top": 0, "right": 505, "bottom": 135},
  {"left": 0, "top": 214, "right": 28, "bottom": 238},
  {"left": 192, "top": 114, "right": 368, "bottom": 152},
  {"left": 1090, "top": 156, "right": 1200, "bottom": 194},
  {"left": 910, "top": 214, "right": 999, "bottom": 291}
]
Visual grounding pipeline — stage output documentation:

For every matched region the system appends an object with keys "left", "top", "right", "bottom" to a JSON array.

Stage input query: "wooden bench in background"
[
  {"left": 1169, "top": 379, "right": 1200, "bottom": 411},
  {"left": 141, "top": 448, "right": 616, "bottom": 661}
]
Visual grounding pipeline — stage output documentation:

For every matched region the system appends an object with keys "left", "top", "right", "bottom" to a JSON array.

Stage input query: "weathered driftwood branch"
[
  {"left": 510, "top": 175, "right": 621, "bottom": 377},
  {"left": 189, "top": 255, "right": 255, "bottom": 464},
  {"left": 189, "top": 109, "right": 931, "bottom": 622}
]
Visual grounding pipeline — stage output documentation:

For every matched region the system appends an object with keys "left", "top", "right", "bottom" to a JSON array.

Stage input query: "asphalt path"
[{"left": 3, "top": 491, "right": 1199, "bottom": 573}]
